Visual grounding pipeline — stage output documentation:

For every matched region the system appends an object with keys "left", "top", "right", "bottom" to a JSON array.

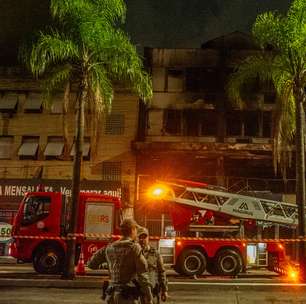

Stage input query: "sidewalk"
[
  {"left": 0, "top": 256, "right": 16, "bottom": 264},
  {"left": 0, "top": 269, "right": 284, "bottom": 289}
]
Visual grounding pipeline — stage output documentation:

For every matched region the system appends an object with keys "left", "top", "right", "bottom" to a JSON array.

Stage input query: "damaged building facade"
[
  {"left": 0, "top": 32, "right": 297, "bottom": 234},
  {"left": 133, "top": 32, "right": 296, "bottom": 234}
]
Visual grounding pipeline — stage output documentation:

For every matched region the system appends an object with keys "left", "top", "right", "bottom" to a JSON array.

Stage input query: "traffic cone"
[{"left": 75, "top": 247, "right": 85, "bottom": 276}]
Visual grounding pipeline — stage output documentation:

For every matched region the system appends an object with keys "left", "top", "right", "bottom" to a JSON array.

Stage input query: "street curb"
[
  {"left": 0, "top": 277, "right": 292, "bottom": 289},
  {"left": 0, "top": 278, "right": 102, "bottom": 289}
]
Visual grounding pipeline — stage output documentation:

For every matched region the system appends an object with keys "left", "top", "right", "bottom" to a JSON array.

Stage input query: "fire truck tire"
[
  {"left": 33, "top": 244, "right": 64, "bottom": 274},
  {"left": 215, "top": 249, "right": 242, "bottom": 276},
  {"left": 177, "top": 249, "right": 206, "bottom": 276}
]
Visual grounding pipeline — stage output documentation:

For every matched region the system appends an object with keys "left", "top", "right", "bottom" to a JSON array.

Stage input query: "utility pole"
[{"left": 295, "top": 93, "right": 306, "bottom": 282}]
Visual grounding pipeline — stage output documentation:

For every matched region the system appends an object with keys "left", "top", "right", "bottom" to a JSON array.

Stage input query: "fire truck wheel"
[
  {"left": 33, "top": 245, "right": 64, "bottom": 274},
  {"left": 178, "top": 249, "right": 206, "bottom": 276},
  {"left": 215, "top": 249, "right": 242, "bottom": 276}
]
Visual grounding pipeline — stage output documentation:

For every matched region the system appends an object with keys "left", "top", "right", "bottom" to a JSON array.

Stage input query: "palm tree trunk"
[
  {"left": 295, "top": 87, "right": 306, "bottom": 281},
  {"left": 63, "top": 77, "right": 87, "bottom": 279}
]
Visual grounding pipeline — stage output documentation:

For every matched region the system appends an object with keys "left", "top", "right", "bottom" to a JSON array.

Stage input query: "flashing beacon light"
[
  {"left": 278, "top": 244, "right": 284, "bottom": 250},
  {"left": 147, "top": 184, "right": 170, "bottom": 200},
  {"left": 288, "top": 267, "right": 299, "bottom": 282}
]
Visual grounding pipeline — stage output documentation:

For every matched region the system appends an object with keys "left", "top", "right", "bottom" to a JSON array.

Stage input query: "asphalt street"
[
  {"left": 1, "top": 284, "right": 306, "bottom": 304},
  {"left": 1, "top": 261, "right": 306, "bottom": 303}
]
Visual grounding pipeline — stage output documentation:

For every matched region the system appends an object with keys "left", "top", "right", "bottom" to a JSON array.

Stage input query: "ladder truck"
[{"left": 146, "top": 179, "right": 298, "bottom": 278}]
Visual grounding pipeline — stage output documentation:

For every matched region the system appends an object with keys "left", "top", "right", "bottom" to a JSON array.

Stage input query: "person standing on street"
[
  {"left": 138, "top": 227, "right": 168, "bottom": 303},
  {"left": 88, "top": 219, "right": 153, "bottom": 304}
]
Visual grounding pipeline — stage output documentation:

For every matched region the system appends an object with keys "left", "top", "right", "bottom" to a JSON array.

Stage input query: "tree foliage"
[
  {"left": 227, "top": 0, "right": 306, "bottom": 175},
  {"left": 20, "top": 0, "right": 152, "bottom": 129}
]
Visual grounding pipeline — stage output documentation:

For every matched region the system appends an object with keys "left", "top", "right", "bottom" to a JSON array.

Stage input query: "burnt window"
[
  {"left": 102, "top": 161, "right": 122, "bottom": 182},
  {"left": 184, "top": 110, "right": 199, "bottom": 136},
  {"left": 167, "top": 69, "right": 184, "bottom": 92},
  {"left": 226, "top": 111, "right": 242, "bottom": 136},
  {"left": 185, "top": 68, "right": 217, "bottom": 92},
  {"left": 263, "top": 111, "right": 272, "bottom": 137},
  {"left": 200, "top": 111, "right": 217, "bottom": 136},
  {"left": 264, "top": 92, "right": 276, "bottom": 104},
  {"left": 164, "top": 109, "right": 181, "bottom": 135},
  {"left": 244, "top": 111, "right": 259, "bottom": 137}
]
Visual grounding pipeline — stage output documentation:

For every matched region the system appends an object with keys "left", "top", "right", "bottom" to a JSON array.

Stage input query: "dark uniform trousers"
[{"left": 140, "top": 246, "right": 168, "bottom": 304}]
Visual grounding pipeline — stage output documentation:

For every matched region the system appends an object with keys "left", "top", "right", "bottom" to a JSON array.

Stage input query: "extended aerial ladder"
[
  {"left": 152, "top": 179, "right": 298, "bottom": 227},
  {"left": 148, "top": 180, "right": 300, "bottom": 277}
]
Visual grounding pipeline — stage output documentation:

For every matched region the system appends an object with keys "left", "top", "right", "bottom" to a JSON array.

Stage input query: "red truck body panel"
[{"left": 11, "top": 191, "right": 121, "bottom": 263}]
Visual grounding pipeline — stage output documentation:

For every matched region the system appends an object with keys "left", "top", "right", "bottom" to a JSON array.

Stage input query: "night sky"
[
  {"left": 0, "top": 0, "right": 292, "bottom": 63},
  {"left": 125, "top": 0, "right": 291, "bottom": 49}
]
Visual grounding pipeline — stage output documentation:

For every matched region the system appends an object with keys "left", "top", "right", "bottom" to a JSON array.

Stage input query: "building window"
[
  {"left": 264, "top": 92, "right": 276, "bottom": 104},
  {"left": 167, "top": 69, "right": 184, "bottom": 92},
  {"left": 18, "top": 136, "right": 39, "bottom": 160},
  {"left": 185, "top": 68, "right": 218, "bottom": 92},
  {"left": 24, "top": 94, "right": 43, "bottom": 113},
  {"left": 102, "top": 161, "right": 122, "bottom": 181},
  {"left": 226, "top": 111, "right": 261, "bottom": 137},
  {"left": 200, "top": 110, "right": 218, "bottom": 136},
  {"left": 184, "top": 110, "right": 200, "bottom": 136},
  {"left": 0, "top": 136, "right": 13, "bottom": 159},
  {"left": 164, "top": 109, "right": 181, "bottom": 135},
  {"left": 51, "top": 99, "right": 63, "bottom": 114},
  {"left": 244, "top": 111, "right": 259, "bottom": 137},
  {"left": 263, "top": 111, "right": 272, "bottom": 138},
  {"left": 105, "top": 114, "right": 125, "bottom": 135},
  {"left": 0, "top": 94, "right": 18, "bottom": 113},
  {"left": 226, "top": 111, "right": 242, "bottom": 136},
  {"left": 44, "top": 137, "right": 64, "bottom": 160},
  {"left": 70, "top": 137, "right": 91, "bottom": 160}
]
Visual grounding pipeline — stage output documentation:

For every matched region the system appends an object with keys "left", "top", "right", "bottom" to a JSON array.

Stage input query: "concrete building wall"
[{"left": 0, "top": 68, "right": 140, "bottom": 219}]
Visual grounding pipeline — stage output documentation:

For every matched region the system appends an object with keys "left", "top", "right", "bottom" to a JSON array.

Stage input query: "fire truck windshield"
[{"left": 21, "top": 196, "right": 51, "bottom": 226}]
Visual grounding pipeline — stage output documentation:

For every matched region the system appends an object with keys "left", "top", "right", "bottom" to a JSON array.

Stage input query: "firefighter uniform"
[
  {"left": 88, "top": 223, "right": 153, "bottom": 304},
  {"left": 138, "top": 228, "right": 168, "bottom": 303}
]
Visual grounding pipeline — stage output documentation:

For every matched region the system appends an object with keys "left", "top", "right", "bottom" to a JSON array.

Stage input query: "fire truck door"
[{"left": 84, "top": 202, "right": 114, "bottom": 239}]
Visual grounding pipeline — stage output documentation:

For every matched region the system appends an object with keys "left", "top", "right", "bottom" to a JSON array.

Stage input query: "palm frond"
[
  {"left": 41, "top": 64, "right": 73, "bottom": 105},
  {"left": 26, "top": 30, "right": 78, "bottom": 77},
  {"left": 51, "top": 0, "right": 92, "bottom": 20},
  {"left": 94, "top": 0, "right": 126, "bottom": 24},
  {"left": 92, "top": 28, "right": 152, "bottom": 101},
  {"left": 252, "top": 12, "right": 286, "bottom": 49},
  {"left": 227, "top": 54, "right": 275, "bottom": 108},
  {"left": 252, "top": 11, "right": 288, "bottom": 50},
  {"left": 89, "top": 65, "right": 114, "bottom": 114},
  {"left": 272, "top": 74, "right": 295, "bottom": 175},
  {"left": 51, "top": 0, "right": 126, "bottom": 24}
]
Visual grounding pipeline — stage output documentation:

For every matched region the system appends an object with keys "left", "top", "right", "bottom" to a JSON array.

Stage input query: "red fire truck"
[
  {"left": 146, "top": 179, "right": 298, "bottom": 278},
  {"left": 10, "top": 191, "right": 121, "bottom": 274}
]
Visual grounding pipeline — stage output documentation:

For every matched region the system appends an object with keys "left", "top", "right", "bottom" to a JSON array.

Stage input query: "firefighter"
[
  {"left": 88, "top": 219, "right": 153, "bottom": 304},
  {"left": 138, "top": 227, "right": 168, "bottom": 303}
]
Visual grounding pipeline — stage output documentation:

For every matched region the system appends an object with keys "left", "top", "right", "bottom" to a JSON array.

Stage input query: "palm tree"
[
  {"left": 20, "top": 0, "right": 152, "bottom": 278},
  {"left": 227, "top": 0, "right": 306, "bottom": 280}
]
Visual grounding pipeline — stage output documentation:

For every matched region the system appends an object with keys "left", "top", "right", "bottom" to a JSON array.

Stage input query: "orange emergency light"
[{"left": 147, "top": 184, "right": 170, "bottom": 200}]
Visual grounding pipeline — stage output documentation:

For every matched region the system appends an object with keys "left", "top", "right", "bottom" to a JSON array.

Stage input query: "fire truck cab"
[{"left": 10, "top": 191, "right": 121, "bottom": 274}]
